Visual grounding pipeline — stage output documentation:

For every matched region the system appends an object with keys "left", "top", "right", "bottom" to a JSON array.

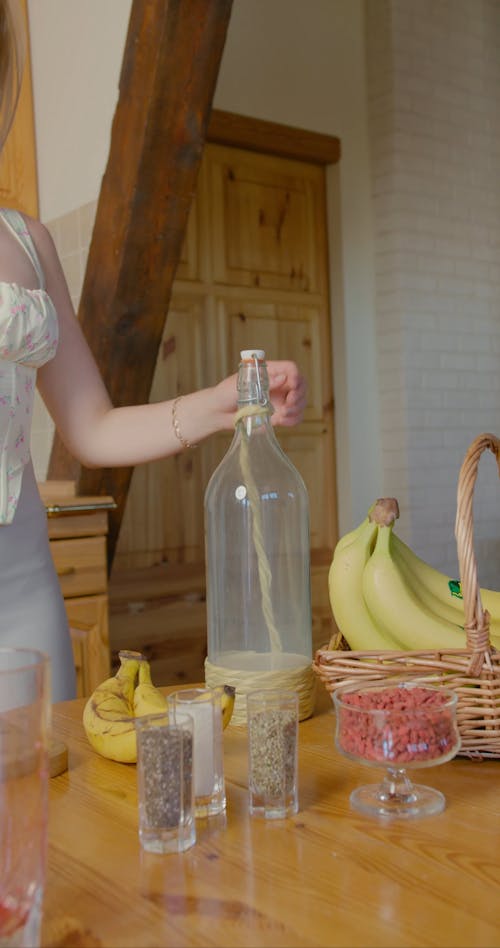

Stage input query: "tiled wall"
[
  {"left": 31, "top": 200, "right": 97, "bottom": 481},
  {"left": 366, "top": 0, "right": 500, "bottom": 586}
]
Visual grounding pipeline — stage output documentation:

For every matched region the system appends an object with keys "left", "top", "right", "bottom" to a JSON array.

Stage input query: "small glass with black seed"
[
  {"left": 135, "top": 711, "right": 196, "bottom": 853},
  {"left": 247, "top": 690, "right": 299, "bottom": 819}
]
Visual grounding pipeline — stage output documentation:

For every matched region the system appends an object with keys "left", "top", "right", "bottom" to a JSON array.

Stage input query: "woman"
[{"left": 0, "top": 0, "right": 307, "bottom": 700}]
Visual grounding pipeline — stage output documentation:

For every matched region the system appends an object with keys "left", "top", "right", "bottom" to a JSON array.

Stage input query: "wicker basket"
[{"left": 313, "top": 433, "right": 500, "bottom": 760}]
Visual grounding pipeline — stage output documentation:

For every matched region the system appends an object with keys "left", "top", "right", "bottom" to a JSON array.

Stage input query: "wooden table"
[{"left": 43, "top": 690, "right": 500, "bottom": 948}]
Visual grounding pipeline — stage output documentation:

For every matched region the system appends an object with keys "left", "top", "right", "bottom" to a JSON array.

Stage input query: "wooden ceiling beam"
[{"left": 47, "top": 0, "right": 233, "bottom": 567}]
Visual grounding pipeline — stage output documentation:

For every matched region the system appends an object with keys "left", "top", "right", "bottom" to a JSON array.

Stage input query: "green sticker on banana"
[{"left": 449, "top": 579, "right": 463, "bottom": 600}]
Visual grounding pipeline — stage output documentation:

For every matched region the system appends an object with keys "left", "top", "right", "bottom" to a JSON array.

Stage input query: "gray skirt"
[{"left": 0, "top": 462, "right": 77, "bottom": 702}]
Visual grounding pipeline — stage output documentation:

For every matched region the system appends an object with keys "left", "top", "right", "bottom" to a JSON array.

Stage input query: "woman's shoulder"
[
  {"left": 22, "top": 213, "right": 55, "bottom": 251},
  {"left": 1, "top": 210, "right": 58, "bottom": 265},
  {"left": 19, "top": 214, "right": 61, "bottom": 279}
]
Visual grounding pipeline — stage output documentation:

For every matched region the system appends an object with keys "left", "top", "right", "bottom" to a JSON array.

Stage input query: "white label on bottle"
[{"left": 235, "top": 485, "right": 247, "bottom": 500}]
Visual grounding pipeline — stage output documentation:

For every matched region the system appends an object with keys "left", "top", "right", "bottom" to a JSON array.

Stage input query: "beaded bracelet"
[{"left": 172, "top": 396, "right": 196, "bottom": 450}]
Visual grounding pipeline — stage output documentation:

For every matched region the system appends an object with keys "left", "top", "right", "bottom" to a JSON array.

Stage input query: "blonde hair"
[{"left": 0, "top": 0, "right": 25, "bottom": 150}]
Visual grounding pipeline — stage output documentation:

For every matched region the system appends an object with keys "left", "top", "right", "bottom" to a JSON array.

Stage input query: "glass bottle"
[{"left": 204, "top": 349, "right": 314, "bottom": 723}]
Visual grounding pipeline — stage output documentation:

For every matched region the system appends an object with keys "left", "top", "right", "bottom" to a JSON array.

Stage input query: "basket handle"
[{"left": 455, "top": 433, "right": 500, "bottom": 675}]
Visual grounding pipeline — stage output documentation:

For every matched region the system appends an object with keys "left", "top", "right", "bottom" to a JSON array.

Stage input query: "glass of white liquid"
[{"left": 167, "top": 688, "right": 226, "bottom": 818}]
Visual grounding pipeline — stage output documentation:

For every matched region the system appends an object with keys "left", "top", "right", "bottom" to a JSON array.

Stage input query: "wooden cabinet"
[
  {"left": 38, "top": 482, "right": 116, "bottom": 698},
  {"left": 0, "top": 0, "right": 38, "bottom": 217},
  {"left": 111, "top": 141, "right": 338, "bottom": 685}
]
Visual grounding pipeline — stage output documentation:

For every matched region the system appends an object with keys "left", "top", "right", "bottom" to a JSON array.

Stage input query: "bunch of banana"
[
  {"left": 328, "top": 497, "right": 500, "bottom": 653},
  {"left": 83, "top": 650, "right": 168, "bottom": 763},
  {"left": 83, "top": 652, "right": 237, "bottom": 764}
]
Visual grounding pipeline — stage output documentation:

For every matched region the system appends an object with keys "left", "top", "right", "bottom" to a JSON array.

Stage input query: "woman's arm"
[{"left": 31, "top": 218, "right": 307, "bottom": 468}]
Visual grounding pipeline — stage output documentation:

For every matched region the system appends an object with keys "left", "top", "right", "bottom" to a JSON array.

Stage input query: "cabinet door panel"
[
  {"left": 117, "top": 294, "right": 217, "bottom": 569},
  {"left": 311, "top": 562, "right": 336, "bottom": 651},
  {"left": 217, "top": 295, "right": 328, "bottom": 422},
  {"left": 279, "top": 428, "right": 336, "bottom": 553},
  {"left": 67, "top": 595, "right": 110, "bottom": 697},
  {"left": 208, "top": 146, "right": 326, "bottom": 293}
]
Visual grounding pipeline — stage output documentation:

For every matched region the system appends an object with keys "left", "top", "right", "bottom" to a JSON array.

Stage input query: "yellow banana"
[
  {"left": 83, "top": 650, "right": 141, "bottom": 763},
  {"left": 133, "top": 660, "right": 168, "bottom": 717},
  {"left": 216, "top": 684, "right": 236, "bottom": 729},
  {"left": 334, "top": 511, "right": 372, "bottom": 555},
  {"left": 362, "top": 524, "right": 468, "bottom": 651},
  {"left": 328, "top": 515, "right": 401, "bottom": 650},
  {"left": 189, "top": 684, "right": 236, "bottom": 729},
  {"left": 392, "top": 536, "right": 468, "bottom": 626},
  {"left": 392, "top": 532, "right": 500, "bottom": 645}
]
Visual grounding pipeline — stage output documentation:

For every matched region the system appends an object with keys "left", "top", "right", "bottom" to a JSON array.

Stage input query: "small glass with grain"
[
  {"left": 247, "top": 689, "right": 299, "bottom": 819},
  {"left": 135, "top": 711, "right": 196, "bottom": 854},
  {"left": 167, "top": 688, "right": 226, "bottom": 818}
]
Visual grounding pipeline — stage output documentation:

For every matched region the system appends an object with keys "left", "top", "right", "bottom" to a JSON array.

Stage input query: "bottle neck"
[
  {"left": 237, "top": 359, "right": 271, "bottom": 410},
  {"left": 235, "top": 359, "right": 274, "bottom": 437}
]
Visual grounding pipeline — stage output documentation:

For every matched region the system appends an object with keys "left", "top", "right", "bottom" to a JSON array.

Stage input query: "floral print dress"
[
  {"left": 0, "top": 208, "right": 76, "bottom": 701},
  {"left": 0, "top": 208, "right": 58, "bottom": 522}
]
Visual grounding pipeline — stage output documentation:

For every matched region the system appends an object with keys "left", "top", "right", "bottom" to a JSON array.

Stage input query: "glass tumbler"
[
  {"left": 247, "top": 689, "right": 299, "bottom": 819},
  {"left": 167, "top": 688, "right": 225, "bottom": 818},
  {"left": 135, "top": 712, "right": 196, "bottom": 854},
  {"left": 0, "top": 647, "right": 50, "bottom": 948}
]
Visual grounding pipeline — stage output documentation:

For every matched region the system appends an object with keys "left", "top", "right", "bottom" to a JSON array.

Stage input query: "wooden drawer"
[
  {"left": 39, "top": 483, "right": 114, "bottom": 697},
  {"left": 49, "top": 536, "right": 107, "bottom": 598},
  {"left": 47, "top": 508, "right": 110, "bottom": 541}
]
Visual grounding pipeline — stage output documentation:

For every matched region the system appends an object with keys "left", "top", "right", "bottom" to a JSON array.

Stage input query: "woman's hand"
[
  {"left": 212, "top": 360, "right": 307, "bottom": 431},
  {"left": 267, "top": 360, "right": 307, "bottom": 426}
]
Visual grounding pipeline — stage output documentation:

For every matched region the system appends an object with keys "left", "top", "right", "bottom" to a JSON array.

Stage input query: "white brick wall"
[{"left": 366, "top": 0, "right": 500, "bottom": 589}]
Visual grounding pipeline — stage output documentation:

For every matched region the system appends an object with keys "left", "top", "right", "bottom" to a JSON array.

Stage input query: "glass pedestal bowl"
[{"left": 333, "top": 680, "right": 461, "bottom": 819}]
